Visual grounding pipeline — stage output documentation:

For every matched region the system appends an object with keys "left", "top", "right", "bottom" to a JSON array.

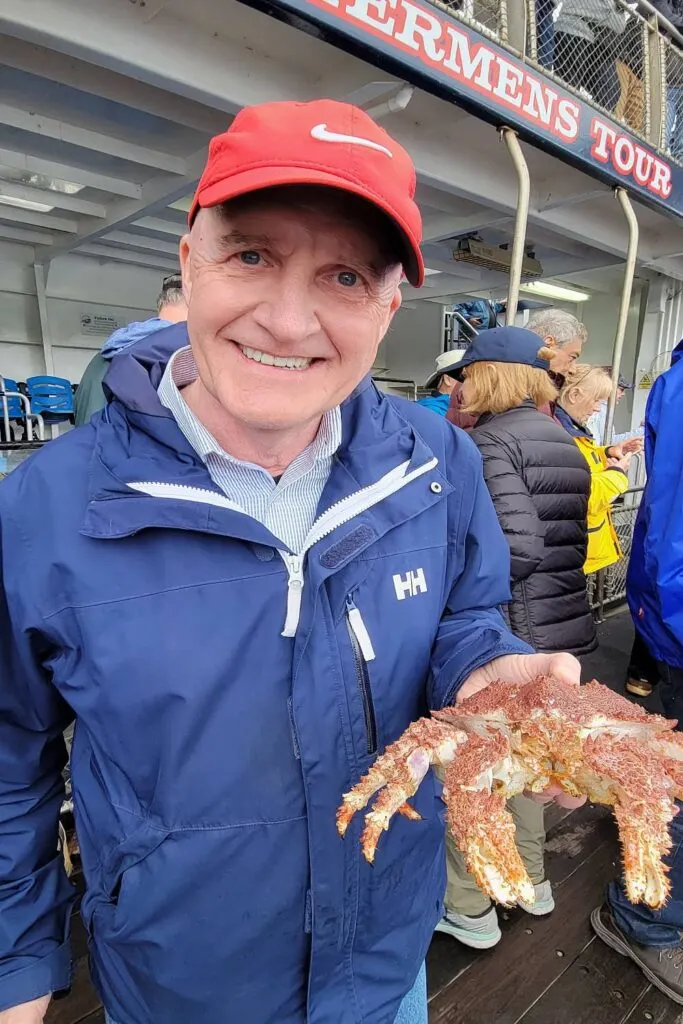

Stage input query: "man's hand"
[
  {"left": 457, "top": 652, "right": 586, "bottom": 810},
  {"left": 457, "top": 651, "right": 581, "bottom": 704},
  {"left": 0, "top": 996, "right": 51, "bottom": 1024},
  {"left": 621, "top": 435, "right": 644, "bottom": 455}
]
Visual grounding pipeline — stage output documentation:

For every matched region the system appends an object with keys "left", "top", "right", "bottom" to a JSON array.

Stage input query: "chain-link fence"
[
  {"left": 661, "top": 34, "right": 683, "bottom": 161},
  {"left": 430, "top": 0, "right": 508, "bottom": 42},
  {"left": 587, "top": 487, "right": 643, "bottom": 618},
  {"left": 525, "top": 0, "right": 651, "bottom": 138}
]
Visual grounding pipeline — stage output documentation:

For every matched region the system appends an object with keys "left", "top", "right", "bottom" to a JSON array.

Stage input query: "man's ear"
[{"left": 179, "top": 234, "right": 192, "bottom": 304}]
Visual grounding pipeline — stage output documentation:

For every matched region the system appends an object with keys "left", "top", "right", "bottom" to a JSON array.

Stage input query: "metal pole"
[
  {"left": 500, "top": 128, "right": 531, "bottom": 324},
  {"left": 605, "top": 189, "right": 639, "bottom": 444}
]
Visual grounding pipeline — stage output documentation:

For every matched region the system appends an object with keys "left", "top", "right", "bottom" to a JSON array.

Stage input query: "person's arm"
[
  {"left": 642, "top": 370, "right": 683, "bottom": 648},
  {"left": 587, "top": 462, "right": 629, "bottom": 521},
  {"left": 428, "top": 448, "right": 535, "bottom": 710},
  {"left": 473, "top": 431, "right": 545, "bottom": 582},
  {"left": 0, "top": 500, "right": 75, "bottom": 1018}
]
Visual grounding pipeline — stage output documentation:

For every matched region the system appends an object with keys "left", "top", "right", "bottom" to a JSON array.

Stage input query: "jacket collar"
[{"left": 554, "top": 403, "right": 592, "bottom": 439}]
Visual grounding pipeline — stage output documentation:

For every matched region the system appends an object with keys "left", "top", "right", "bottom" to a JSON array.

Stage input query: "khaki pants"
[{"left": 443, "top": 793, "right": 546, "bottom": 917}]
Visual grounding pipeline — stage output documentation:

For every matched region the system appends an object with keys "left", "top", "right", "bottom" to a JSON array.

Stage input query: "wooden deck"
[{"left": 49, "top": 612, "right": 682, "bottom": 1024}]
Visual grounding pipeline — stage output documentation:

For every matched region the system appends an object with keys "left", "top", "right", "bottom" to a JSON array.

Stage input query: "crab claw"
[{"left": 336, "top": 718, "right": 468, "bottom": 859}]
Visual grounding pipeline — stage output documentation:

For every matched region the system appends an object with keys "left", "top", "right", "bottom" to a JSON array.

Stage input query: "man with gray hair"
[{"left": 526, "top": 308, "right": 587, "bottom": 377}]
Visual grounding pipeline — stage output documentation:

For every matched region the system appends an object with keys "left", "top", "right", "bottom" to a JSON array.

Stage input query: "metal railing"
[
  {"left": 427, "top": 0, "right": 683, "bottom": 160},
  {"left": 587, "top": 486, "right": 643, "bottom": 618}
]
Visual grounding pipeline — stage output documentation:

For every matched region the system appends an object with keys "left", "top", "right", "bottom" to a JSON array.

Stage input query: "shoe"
[
  {"left": 517, "top": 879, "right": 555, "bottom": 916},
  {"left": 626, "top": 676, "right": 653, "bottom": 698},
  {"left": 591, "top": 903, "right": 683, "bottom": 1005},
  {"left": 434, "top": 906, "right": 502, "bottom": 949}
]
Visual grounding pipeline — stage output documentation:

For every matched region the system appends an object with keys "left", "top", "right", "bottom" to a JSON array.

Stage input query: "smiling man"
[{"left": 0, "top": 101, "right": 580, "bottom": 1024}]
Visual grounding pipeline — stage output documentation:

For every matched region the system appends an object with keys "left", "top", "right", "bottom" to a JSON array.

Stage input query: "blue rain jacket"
[
  {"left": 0, "top": 324, "right": 531, "bottom": 1024},
  {"left": 415, "top": 393, "right": 450, "bottom": 416},
  {"left": 627, "top": 341, "right": 683, "bottom": 669}
]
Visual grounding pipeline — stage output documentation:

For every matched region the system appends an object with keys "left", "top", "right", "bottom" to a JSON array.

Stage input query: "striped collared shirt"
[{"left": 157, "top": 347, "right": 342, "bottom": 554}]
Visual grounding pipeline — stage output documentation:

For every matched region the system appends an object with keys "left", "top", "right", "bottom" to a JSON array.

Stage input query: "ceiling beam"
[
  {"left": 0, "top": 103, "right": 187, "bottom": 174},
  {"left": 0, "top": 147, "right": 142, "bottom": 199},
  {"left": 0, "top": 35, "right": 226, "bottom": 136},
  {"left": 39, "top": 146, "right": 206, "bottom": 260},
  {"left": 0, "top": 180, "right": 106, "bottom": 217},
  {"left": 0, "top": 204, "right": 78, "bottom": 232},
  {"left": 132, "top": 216, "right": 186, "bottom": 237},
  {"left": 77, "top": 243, "right": 178, "bottom": 273},
  {"left": 103, "top": 230, "right": 179, "bottom": 256},
  {"left": 422, "top": 211, "right": 511, "bottom": 243},
  {"left": 0, "top": 223, "right": 52, "bottom": 245}
]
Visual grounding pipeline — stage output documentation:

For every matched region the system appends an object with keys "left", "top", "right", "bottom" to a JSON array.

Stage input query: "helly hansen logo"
[{"left": 393, "top": 568, "right": 428, "bottom": 601}]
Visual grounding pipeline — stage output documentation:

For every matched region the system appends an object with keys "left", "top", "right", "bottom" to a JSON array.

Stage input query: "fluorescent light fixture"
[
  {"left": 424, "top": 267, "right": 441, "bottom": 276},
  {"left": 520, "top": 281, "right": 591, "bottom": 303},
  {"left": 0, "top": 195, "right": 53, "bottom": 213},
  {"left": 0, "top": 166, "right": 83, "bottom": 194}
]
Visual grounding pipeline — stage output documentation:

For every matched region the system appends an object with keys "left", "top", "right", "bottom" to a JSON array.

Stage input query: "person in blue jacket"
[
  {"left": 416, "top": 350, "right": 464, "bottom": 416},
  {"left": 592, "top": 339, "right": 683, "bottom": 1005},
  {"left": 0, "top": 99, "right": 582, "bottom": 1024}
]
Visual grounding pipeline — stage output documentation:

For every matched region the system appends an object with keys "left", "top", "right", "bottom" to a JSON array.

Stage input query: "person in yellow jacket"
[{"left": 555, "top": 365, "right": 642, "bottom": 572}]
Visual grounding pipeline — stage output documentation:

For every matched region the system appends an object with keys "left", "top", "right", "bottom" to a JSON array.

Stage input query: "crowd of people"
[{"left": 0, "top": 98, "right": 681, "bottom": 1024}]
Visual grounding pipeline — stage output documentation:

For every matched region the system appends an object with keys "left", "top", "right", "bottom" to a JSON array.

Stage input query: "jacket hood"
[
  {"left": 100, "top": 317, "right": 177, "bottom": 360},
  {"left": 671, "top": 339, "right": 683, "bottom": 365}
]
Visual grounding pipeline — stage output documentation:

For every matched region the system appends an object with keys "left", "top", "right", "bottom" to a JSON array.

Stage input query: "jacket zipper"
[
  {"left": 129, "top": 456, "right": 439, "bottom": 639},
  {"left": 346, "top": 597, "right": 377, "bottom": 755}
]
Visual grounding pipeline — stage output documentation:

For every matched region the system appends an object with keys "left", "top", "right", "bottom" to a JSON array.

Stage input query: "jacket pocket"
[
  {"left": 100, "top": 819, "right": 170, "bottom": 904},
  {"left": 345, "top": 596, "right": 377, "bottom": 755}
]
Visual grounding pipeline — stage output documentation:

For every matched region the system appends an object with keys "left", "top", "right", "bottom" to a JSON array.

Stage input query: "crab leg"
[
  {"left": 443, "top": 732, "right": 536, "bottom": 907},
  {"left": 581, "top": 734, "right": 677, "bottom": 908},
  {"left": 336, "top": 719, "right": 467, "bottom": 859}
]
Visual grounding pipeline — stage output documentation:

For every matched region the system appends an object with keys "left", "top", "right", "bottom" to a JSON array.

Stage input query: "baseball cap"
[
  {"left": 424, "top": 350, "right": 466, "bottom": 388},
  {"left": 189, "top": 99, "right": 424, "bottom": 286},
  {"left": 454, "top": 326, "right": 551, "bottom": 380}
]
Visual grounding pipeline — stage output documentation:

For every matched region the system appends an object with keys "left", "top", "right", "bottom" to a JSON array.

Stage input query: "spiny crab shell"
[{"left": 337, "top": 676, "right": 683, "bottom": 910}]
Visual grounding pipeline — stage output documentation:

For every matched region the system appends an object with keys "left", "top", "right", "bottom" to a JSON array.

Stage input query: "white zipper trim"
[
  {"left": 128, "top": 480, "right": 245, "bottom": 515},
  {"left": 346, "top": 602, "right": 376, "bottom": 662},
  {"left": 278, "top": 456, "right": 437, "bottom": 637},
  {"left": 128, "top": 456, "right": 439, "bottom": 638}
]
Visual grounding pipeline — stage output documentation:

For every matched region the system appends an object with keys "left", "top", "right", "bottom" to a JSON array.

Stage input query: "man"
[
  {"left": 0, "top": 100, "right": 580, "bottom": 1024},
  {"left": 446, "top": 305, "right": 587, "bottom": 429},
  {"left": 592, "top": 339, "right": 683, "bottom": 1005},
  {"left": 73, "top": 274, "right": 187, "bottom": 425},
  {"left": 416, "top": 350, "right": 464, "bottom": 415}
]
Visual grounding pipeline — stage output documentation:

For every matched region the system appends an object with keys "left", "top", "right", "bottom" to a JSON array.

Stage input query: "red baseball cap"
[{"left": 189, "top": 99, "right": 424, "bottom": 287}]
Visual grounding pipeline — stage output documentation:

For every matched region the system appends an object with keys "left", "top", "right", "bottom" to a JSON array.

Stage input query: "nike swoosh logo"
[{"left": 310, "top": 123, "right": 393, "bottom": 158}]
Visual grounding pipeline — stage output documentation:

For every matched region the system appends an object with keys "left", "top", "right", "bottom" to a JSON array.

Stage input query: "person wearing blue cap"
[{"left": 435, "top": 327, "right": 594, "bottom": 950}]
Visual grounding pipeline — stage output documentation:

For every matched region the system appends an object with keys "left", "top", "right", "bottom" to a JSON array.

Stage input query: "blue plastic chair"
[
  {"left": 0, "top": 377, "right": 24, "bottom": 419},
  {"left": 26, "top": 375, "right": 75, "bottom": 420}
]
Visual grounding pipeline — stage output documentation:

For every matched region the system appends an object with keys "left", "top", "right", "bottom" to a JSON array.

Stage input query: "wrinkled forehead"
[{"left": 198, "top": 185, "right": 404, "bottom": 272}]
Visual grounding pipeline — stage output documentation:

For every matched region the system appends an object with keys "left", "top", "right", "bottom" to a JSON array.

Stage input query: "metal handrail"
[{"left": 501, "top": 128, "right": 531, "bottom": 323}]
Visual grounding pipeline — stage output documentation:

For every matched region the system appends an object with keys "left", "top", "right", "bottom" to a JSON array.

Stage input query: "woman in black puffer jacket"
[
  {"left": 435, "top": 326, "right": 594, "bottom": 952},
  {"left": 459, "top": 327, "right": 596, "bottom": 654}
]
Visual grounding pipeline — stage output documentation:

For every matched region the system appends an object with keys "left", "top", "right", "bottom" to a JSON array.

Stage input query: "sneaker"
[
  {"left": 434, "top": 906, "right": 502, "bottom": 949},
  {"left": 591, "top": 903, "right": 683, "bottom": 1005},
  {"left": 517, "top": 880, "right": 555, "bottom": 916},
  {"left": 626, "top": 676, "right": 653, "bottom": 698}
]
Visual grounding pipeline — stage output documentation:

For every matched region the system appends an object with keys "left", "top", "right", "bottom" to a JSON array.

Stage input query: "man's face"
[
  {"left": 547, "top": 337, "right": 583, "bottom": 375},
  {"left": 179, "top": 192, "right": 402, "bottom": 434}
]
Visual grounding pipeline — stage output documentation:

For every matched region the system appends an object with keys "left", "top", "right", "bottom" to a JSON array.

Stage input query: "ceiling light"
[
  {"left": 0, "top": 195, "right": 54, "bottom": 213},
  {"left": 520, "top": 281, "right": 591, "bottom": 303},
  {"left": 0, "top": 166, "right": 83, "bottom": 194},
  {"left": 424, "top": 267, "right": 441, "bottom": 276}
]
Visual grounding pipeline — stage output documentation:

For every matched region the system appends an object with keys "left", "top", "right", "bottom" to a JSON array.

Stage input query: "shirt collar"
[{"left": 157, "top": 345, "right": 342, "bottom": 467}]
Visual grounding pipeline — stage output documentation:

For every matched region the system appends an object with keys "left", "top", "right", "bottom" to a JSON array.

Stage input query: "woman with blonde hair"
[
  {"left": 435, "top": 327, "right": 593, "bottom": 952},
  {"left": 555, "top": 364, "right": 633, "bottom": 575}
]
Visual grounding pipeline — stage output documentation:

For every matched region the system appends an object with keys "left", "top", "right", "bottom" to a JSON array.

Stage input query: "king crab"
[{"left": 337, "top": 677, "right": 683, "bottom": 909}]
